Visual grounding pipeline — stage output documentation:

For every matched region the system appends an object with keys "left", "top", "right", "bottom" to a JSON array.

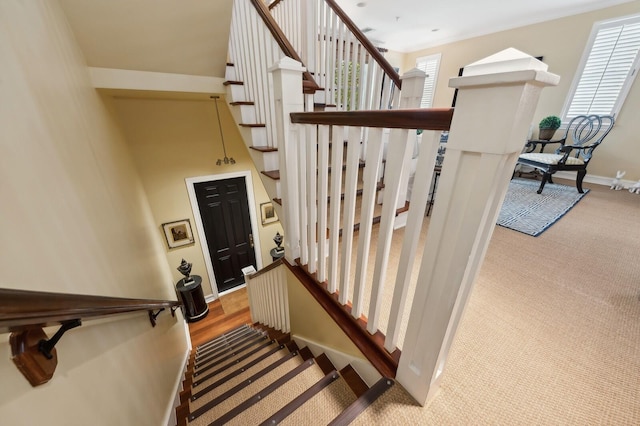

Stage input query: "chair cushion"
[{"left": 518, "top": 153, "right": 584, "bottom": 166}]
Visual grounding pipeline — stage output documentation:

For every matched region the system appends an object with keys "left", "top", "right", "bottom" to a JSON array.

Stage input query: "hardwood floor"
[{"left": 187, "top": 287, "right": 252, "bottom": 348}]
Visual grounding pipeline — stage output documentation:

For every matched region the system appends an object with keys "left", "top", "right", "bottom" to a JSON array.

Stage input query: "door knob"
[{"left": 249, "top": 233, "right": 254, "bottom": 248}]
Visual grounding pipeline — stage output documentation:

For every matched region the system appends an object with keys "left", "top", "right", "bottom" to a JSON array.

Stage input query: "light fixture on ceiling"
[{"left": 211, "top": 95, "right": 235, "bottom": 166}]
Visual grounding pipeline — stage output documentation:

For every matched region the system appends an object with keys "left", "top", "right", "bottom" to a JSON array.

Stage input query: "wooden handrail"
[
  {"left": 284, "top": 259, "right": 398, "bottom": 378},
  {"left": 3, "top": 287, "right": 182, "bottom": 386},
  {"left": 290, "top": 108, "right": 454, "bottom": 130},
  {"left": 324, "top": 0, "right": 402, "bottom": 89},
  {"left": 246, "top": 258, "right": 284, "bottom": 281},
  {"left": 0, "top": 288, "right": 180, "bottom": 333},
  {"left": 249, "top": 0, "right": 321, "bottom": 94},
  {"left": 267, "top": 0, "right": 284, "bottom": 9}
]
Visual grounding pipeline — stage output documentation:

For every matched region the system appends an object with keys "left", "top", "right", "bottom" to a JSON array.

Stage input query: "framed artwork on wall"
[
  {"left": 260, "top": 202, "right": 278, "bottom": 225},
  {"left": 162, "top": 219, "right": 195, "bottom": 249}
]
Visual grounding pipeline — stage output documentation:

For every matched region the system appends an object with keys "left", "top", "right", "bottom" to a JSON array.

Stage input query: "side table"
[
  {"left": 270, "top": 248, "right": 285, "bottom": 262},
  {"left": 176, "top": 275, "right": 209, "bottom": 322}
]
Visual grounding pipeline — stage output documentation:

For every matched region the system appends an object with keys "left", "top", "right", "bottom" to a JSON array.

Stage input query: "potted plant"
[{"left": 538, "top": 115, "right": 561, "bottom": 140}]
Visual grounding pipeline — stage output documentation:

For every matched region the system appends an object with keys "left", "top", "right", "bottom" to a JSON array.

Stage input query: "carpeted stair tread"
[
  {"left": 195, "top": 325, "right": 251, "bottom": 352},
  {"left": 347, "top": 380, "right": 414, "bottom": 425},
  {"left": 189, "top": 347, "right": 292, "bottom": 411},
  {"left": 331, "top": 378, "right": 395, "bottom": 426},
  {"left": 195, "top": 324, "right": 249, "bottom": 350},
  {"left": 190, "top": 344, "right": 289, "bottom": 401},
  {"left": 195, "top": 330, "right": 264, "bottom": 363},
  {"left": 279, "top": 375, "right": 358, "bottom": 425},
  {"left": 191, "top": 341, "right": 278, "bottom": 389},
  {"left": 187, "top": 355, "right": 305, "bottom": 426},
  {"left": 194, "top": 334, "right": 268, "bottom": 370},
  {"left": 225, "top": 362, "right": 328, "bottom": 426},
  {"left": 195, "top": 327, "right": 260, "bottom": 358}
]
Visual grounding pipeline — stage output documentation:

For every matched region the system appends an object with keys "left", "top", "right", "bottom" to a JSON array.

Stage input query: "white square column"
[{"left": 397, "top": 48, "right": 560, "bottom": 405}]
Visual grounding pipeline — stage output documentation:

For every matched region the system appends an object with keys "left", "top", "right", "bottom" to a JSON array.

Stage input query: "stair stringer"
[
  {"left": 292, "top": 335, "right": 382, "bottom": 387},
  {"left": 223, "top": 84, "right": 282, "bottom": 208}
]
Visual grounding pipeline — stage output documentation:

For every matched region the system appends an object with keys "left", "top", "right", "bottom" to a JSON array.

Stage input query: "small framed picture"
[
  {"left": 260, "top": 202, "right": 278, "bottom": 225},
  {"left": 162, "top": 219, "right": 195, "bottom": 249}
]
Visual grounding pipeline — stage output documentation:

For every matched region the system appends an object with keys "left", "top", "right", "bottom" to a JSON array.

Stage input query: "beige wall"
[
  {"left": 287, "top": 269, "right": 366, "bottom": 360},
  {"left": 383, "top": 49, "right": 405, "bottom": 72},
  {"left": 112, "top": 97, "right": 283, "bottom": 297},
  {"left": 401, "top": 1, "right": 640, "bottom": 180},
  {"left": 0, "top": 1, "right": 187, "bottom": 425}
]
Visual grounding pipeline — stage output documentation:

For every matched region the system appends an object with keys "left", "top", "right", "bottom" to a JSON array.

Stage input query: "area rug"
[{"left": 497, "top": 178, "right": 589, "bottom": 236}]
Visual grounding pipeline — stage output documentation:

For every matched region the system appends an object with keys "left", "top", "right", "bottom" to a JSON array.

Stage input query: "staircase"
[
  {"left": 176, "top": 324, "right": 393, "bottom": 425},
  {"left": 223, "top": 0, "right": 559, "bottom": 407},
  {"left": 224, "top": 0, "right": 407, "bottom": 223}
]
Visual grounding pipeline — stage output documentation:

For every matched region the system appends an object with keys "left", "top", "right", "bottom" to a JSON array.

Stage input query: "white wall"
[{"left": 0, "top": 2, "right": 187, "bottom": 424}]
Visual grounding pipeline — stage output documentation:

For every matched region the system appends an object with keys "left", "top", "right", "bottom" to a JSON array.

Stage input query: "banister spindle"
[{"left": 351, "top": 128, "right": 384, "bottom": 319}]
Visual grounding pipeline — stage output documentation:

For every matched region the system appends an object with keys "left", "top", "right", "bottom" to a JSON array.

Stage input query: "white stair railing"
[
  {"left": 228, "top": 0, "right": 282, "bottom": 148},
  {"left": 245, "top": 261, "right": 290, "bottom": 333},
  {"left": 229, "top": 0, "right": 321, "bottom": 151},
  {"left": 270, "top": 0, "right": 401, "bottom": 111},
  {"left": 228, "top": 0, "right": 325, "bottom": 217},
  {"left": 274, "top": 49, "right": 559, "bottom": 405}
]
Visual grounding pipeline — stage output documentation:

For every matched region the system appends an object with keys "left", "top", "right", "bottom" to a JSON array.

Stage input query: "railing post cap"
[
  {"left": 401, "top": 68, "right": 426, "bottom": 79},
  {"left": 268, "top": 56, "right": 307, "bottom": 73},
  {"left": 465, "top": 48, "right": 547, "bottom": 75},
  {"left": 449, "top": 48, "right": 560, "bottom": 89}
]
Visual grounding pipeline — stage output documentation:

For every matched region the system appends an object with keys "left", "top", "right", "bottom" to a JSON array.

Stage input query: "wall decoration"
[
  {"left": 260, "top": 202, "right": 278, "bottom": 225},
  {"left": 162, "top": 219, "right": 195, "bottom": 248}
]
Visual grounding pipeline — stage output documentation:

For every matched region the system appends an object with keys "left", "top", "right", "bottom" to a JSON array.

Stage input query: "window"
[
  {"left": 562, "top": 14, "right": 640, "bottom": 121},
  {"left": 415, "top": 53, "right": 441, "bottom": 108}
]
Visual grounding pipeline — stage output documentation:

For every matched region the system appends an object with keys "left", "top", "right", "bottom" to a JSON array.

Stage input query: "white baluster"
[
  {"left": 384, "top": 130, "right": 440, "bottom": 352},
  {"left": 366, "top": 127, "right": 410, "bottom": 334},
  {"left": 338, "top": 126, "right": 362, "bottom": 305},
  {"left": 327, "top": 125, "right": 344, "bottom": 293},
  {"left": 280, "top": 266, "right": 290, "bottom": 332},
  {"left": 317, "top": 125, "right": 330, "bottom": 283},
  {"left": 351, "top": 128, "right": 384, "bottom": 319},
  {"left": 298, "top": 125, "right": 309, "bottom": 265},
  {"left": 306, "top": 123, "right": 318, "bottom": 274}
]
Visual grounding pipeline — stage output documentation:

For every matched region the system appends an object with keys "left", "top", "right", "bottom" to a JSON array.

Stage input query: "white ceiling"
[
  {"left": 335, "top": 0, "right": 637, "bottom": 52},
  {"left": 58, "top": 0, "right": 636, "bottom": 77}
]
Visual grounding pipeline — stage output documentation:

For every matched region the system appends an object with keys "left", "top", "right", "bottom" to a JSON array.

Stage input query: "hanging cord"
[{"left": 212, "top": 96, "right": 235, "bottom": 165}]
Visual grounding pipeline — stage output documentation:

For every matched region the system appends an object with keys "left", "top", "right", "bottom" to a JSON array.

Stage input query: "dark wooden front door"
[{"left": 194, "top": 177, "right": 256, "bottom": 293}]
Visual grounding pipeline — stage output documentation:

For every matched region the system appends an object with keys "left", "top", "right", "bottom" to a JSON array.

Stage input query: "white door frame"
[{"left": 186, "top": 170, "right": 263, "bottom": 299}]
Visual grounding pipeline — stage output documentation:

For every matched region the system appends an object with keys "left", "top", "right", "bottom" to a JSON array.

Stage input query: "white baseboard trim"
[
  {"left": 552, "top": 171, "right": 637, "bottom": 190},
  {"left": 292, "top": 335, "right": 382, "bottom": 387},
  {"left": 163, "top": 348, "right": 190, "bottom": 426}
]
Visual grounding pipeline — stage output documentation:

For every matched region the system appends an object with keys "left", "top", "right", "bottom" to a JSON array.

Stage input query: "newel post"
[
  {"left": 396, "top": 49, "right": 560, "bottom": 405},
  {"left": 269, "top": 57, "right": 306, "bottom": 263}
]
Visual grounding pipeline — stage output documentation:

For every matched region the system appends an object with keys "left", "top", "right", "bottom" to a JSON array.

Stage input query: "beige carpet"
[
  {"left": 234, "top": 178, "right": 639, "bottom": 424},
  {"left": 350, "top": 179, "right": 640, "bottom": 424}
]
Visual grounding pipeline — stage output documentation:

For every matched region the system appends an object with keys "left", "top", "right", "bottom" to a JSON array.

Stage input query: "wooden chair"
[{"left": 517, "top": 114, "right": 615, "bottom": 194}]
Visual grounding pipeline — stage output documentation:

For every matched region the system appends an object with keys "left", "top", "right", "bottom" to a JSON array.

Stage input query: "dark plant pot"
[{"left": 538, "top": 128, "right": 557, "bottom": 141}]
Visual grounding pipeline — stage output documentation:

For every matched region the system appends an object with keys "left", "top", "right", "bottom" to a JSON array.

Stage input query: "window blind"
[
  {"left": 564, "top": 15, "right": 640, "bottom": 119},
  {"left": 416, "top": 54, "right": 441, "bottom": 108}
]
